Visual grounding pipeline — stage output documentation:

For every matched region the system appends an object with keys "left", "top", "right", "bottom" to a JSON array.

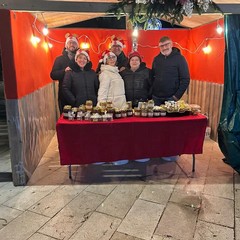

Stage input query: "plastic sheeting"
[
  {"left": 6, "top": 83, "right": 57, "bottom": 185},
  {"left": 218, "top": 15, "right": 240, "bottom": 174}
]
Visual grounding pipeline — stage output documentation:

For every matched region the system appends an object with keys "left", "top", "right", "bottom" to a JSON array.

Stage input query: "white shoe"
[
  {"left": 113, "top": 160, "right": 129, "bottom": 165},
  {"left": 162, "top": 156, "right": 179, "bottom": 162},
  {"left": 135, "top": 158, "right": 150, "bottom": 163}
]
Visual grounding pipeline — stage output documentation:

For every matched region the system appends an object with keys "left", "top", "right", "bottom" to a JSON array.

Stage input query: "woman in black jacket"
[
  {"left": 120, "top": 51, "right": 152, "bottom": 108},
  {"left": 62, "top": 50, "right": 99, "bottom": 107}
]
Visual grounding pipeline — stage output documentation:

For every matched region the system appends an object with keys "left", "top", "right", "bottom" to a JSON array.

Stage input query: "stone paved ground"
[{"left": 0, "top": 135, "right": 239, "bottom": 240}]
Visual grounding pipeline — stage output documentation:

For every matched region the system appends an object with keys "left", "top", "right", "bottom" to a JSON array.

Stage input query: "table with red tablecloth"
[{"left": 56, "top": 114, "right": 207, "bottom": 177}]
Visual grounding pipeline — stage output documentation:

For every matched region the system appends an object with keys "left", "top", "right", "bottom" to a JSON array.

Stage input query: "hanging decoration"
[{"left": 108, "top": 0, "right": 223, "bottom": 28}]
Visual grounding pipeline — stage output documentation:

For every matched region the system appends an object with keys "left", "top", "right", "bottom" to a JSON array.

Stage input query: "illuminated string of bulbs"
[
  {"left": 133, "top": 22, "right": 224, "bottom": 55},
  {"left": 32, "top": 13, "right": 114, "bottom": 54},
  {"left": 32, "top": 13, "right": 224, "bottom": 55}
]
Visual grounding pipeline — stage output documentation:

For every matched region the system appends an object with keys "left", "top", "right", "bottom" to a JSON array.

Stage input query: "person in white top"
[
  {"left": 97, "top": 50, "right": 128, "bottom": 166},
  {"left": 98, "top": 50, "right": 126, "bottom": 109}
]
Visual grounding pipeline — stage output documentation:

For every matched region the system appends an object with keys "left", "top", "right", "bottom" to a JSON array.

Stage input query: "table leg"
[
  {"left": 68, "top": 165, "right": 72, "bottom": 179},
  {"left": 192, "top": 154, "right": 195, "bottom": 172}
]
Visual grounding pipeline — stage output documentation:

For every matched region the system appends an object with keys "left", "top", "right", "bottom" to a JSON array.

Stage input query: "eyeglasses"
[
  {"left": 159, "top": 42, "right": 171, "bottom": 48},
  {"left": 107, "top": 56, "right": 117, "bottom": 60}
]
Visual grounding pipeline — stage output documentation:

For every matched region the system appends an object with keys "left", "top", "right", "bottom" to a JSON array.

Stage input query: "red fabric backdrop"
[
  {"left": 0, "top": 10, "right": 224, "bottom": 100},
  {"left": 0, "top": 10, "right": 53, "bottom": 99}
]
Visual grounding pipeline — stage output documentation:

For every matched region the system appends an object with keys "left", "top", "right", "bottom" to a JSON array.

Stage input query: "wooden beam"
[
  {"left": 0, "top": 0, "right": 113, "bottom": 13},
  {"left": 0, "top": 0, "right": 239, "bottom": 14}
]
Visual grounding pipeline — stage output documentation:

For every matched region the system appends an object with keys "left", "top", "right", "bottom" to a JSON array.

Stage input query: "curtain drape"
[{"left": 218, "top": 14, "right": 240, "bottom": 174}]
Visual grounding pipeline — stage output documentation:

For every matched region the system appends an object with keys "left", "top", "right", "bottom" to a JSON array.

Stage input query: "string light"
[
  {"left": 80, "top": 42, "right": 90, "bottom": 50},
  {"left": 41, "top": 13, "right": 49, "bottom": 36},
  {"left": 30, "top": 35, "right": 40, "bottom": 47},
  {"left": 132, "top": 28, "right": 139, "bottom": 38},
  {"left": 31, "top": 14, "right": 223, "bottom": 56},
  {"left": 48, "top": 43, "right": 53, "bottom": 48},
  {"left": 202, "top": 45, "right": 212, "bottom": 54},
  {"left": 216, "top": 20, "right": 223, "bottom": 35},
  {"left": 132, "top": 27, "right": 139, "bottom": 51},
  {"left": 42, "top": 26, "right": 49, "bottom": 36}
]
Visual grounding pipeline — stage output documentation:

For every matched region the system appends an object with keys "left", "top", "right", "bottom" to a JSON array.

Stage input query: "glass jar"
[
  {"left": 63, "top": 105, "right": 72, "bottom": 119},
  {"left": 153, "top": 109, "right": 160, "bottom": 117},
  {"left": 134, "top": 108, "right": 141, "bottom": 117},
  {"left": 147, "top": 110, "right": 154, "bottom": 117},
  {"left": 141, "top": 109, "right": 148, "bottom": 117},
  {"left": 85, "top": 100, "right": 93, "bottom": 112},
  {"left": 114, "top": 110, "right": 122, "bottom": 119},
  {"left": 121, "top": 109, "right": 127, "bottom": 118},
  {"left": 127, "top": 109, "right": 133, "bottom": 117}
]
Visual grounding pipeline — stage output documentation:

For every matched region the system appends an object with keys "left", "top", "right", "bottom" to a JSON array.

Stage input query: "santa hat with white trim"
[
  {"left": 99, "top": 50, "right": 117, "bottom": 64},
  {"left": 75, "top": 49, "right": 90, "bottom": 62},
  {"left": 110, "top": 36, "right": 125, "bottom": 49},
  {"left": 65, "top": 33, "right": 79, "bottom": 48}
]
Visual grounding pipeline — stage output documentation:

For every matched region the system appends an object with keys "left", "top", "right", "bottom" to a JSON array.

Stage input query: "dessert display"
[
  {"left": 161, "top": 100, "right": 191, "bottom": 116},
  {"left": 62, "top": 99, "right": 202, "bottom": 121}
]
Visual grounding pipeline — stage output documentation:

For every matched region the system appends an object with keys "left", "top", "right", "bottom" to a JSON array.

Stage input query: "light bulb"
[
  {"left": 216, "top": 24, "right": 223, "bottom": 34},
  {"left": 80, "top": 42, "right": 90, "bottom": 50},
  {"left": 42, "top": 26, "right": 49, "bottom": 36},
  {"left": 202, "top": 45, "right": 212, "bottom": 54},
  {"left": 31, "top": 35, "right": 40, "bottom": 46},
  {"left": 132, "top": 28, "right": 139, "bottom": 38}
]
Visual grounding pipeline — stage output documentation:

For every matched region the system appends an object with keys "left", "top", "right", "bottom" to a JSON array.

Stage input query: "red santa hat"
[
  {"left": 75, "top": 49, "right": 90, "bottom": 62},
  {"left": 65, "top": 34, "right": 79, "bottom": 48},
  {"left": 110, "top": 37, "right": 124, "bottom": 48},
  {"left": 99, "top": 50, "right": 117, "bottom": 64},
  {"left": 128, "top": 51, "right": 142, "bottom": 62}
]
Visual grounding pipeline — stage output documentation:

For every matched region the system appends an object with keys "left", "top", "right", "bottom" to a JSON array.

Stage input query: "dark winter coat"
[
  {"left": 50, "top": 49, "right": 75, "bottom": 111},
  {"left": 151, "top": 47, "right": 190, "bottom": 100},
  {"left": 121, "top": 62, "right": 152, "bottom": 107},
  {"left": 62, "top": 61, "right": 99, "bottom": 107}
]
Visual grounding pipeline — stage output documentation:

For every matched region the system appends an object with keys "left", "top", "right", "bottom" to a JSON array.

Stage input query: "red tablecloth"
[{"left": 56, "top": 114, "right": 207, "bottom": 165}]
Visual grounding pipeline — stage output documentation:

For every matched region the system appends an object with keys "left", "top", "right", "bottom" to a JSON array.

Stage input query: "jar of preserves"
[{"left": 134, "top": 108, "right": 141, "bottom": 117}]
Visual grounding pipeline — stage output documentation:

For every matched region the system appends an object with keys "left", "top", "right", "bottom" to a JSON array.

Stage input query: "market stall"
[{"left": 57, "top": 114, "right": 207, "bottom": 178}]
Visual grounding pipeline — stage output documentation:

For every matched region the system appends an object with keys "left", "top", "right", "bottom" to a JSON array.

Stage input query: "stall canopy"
[{"left": 218, "top": 14, "right": 240, "bottom": 174}]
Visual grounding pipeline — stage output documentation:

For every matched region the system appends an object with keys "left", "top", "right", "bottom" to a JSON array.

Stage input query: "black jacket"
[
  {"left": 62, "top": 61, "right": 99, "bottom": 107},
  {"left": 50, "top": 49, "right": 75, "bottom": 109},
  {"left": 121, "top": 62, "right": 152, "bottom": 107},
  {"left": 151, "top": 47, "right": 190, "bottom": 99}
]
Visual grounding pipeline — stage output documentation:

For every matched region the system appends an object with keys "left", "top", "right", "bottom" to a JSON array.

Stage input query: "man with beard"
[
  {"left": 151, "top": 36, "right": 190, "bottom": 106},
  {"left": 151, "top": 36, "right": 190, "bottom": 162},
  {"left": 50, "top": 34, "right": 79, "bottom": 113}
]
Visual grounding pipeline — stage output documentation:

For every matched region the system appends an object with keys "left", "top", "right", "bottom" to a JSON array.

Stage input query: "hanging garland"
[{"left": 108, "top": 0, "right": 223, "bottom": 28}]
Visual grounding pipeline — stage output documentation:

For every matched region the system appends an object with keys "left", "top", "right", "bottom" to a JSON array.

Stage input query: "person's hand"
[
  {"left": 65, "top": 66, "right": 72, "bottom": 72},
  {"left": 119, "top": 66, "right": 125, "bottom": 72}
]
